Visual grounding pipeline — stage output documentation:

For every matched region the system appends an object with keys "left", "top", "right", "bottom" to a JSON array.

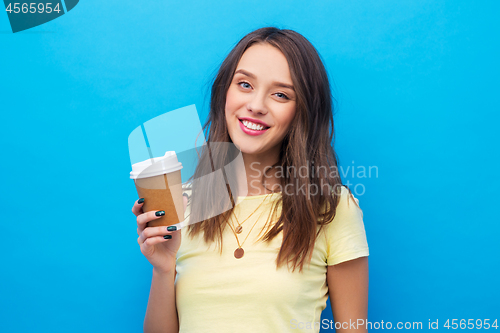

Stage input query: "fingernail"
[
  {"left": 155, "top": 211, "right": 165, "bottom": 217},
  {"left": 138, "top": 198, "right": 145, "bottom": 204},
  {"left": 167, "top": 226, "right": 177, "bottom": 231},
  {"left": 163, "top": 235, "right": 172, "bottom": 239}
]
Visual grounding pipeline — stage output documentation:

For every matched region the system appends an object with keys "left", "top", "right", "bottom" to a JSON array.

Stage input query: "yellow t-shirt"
[{"left": 175, "top": 186, "right": 369, "bottom": 333}]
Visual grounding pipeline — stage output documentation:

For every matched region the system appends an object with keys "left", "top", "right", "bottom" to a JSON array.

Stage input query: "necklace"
[
  {"left": 232, "top": 194, "right": 271, "bottom": 233},
  {"left": 228, "top": 193, "right": 272, "bottom": 259}
]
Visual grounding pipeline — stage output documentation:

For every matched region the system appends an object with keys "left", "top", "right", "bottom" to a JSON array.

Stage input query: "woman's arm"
[
  {"left": 327, "top": 256, "right": 369, "bottom": 332},
  {"left": 143, "top": 267, "right": 179, "bottom": 333}
]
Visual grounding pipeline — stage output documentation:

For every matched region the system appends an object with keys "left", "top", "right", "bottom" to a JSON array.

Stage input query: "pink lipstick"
[{"left": 238, "top": 119, "right": 270, "bottom": 136}]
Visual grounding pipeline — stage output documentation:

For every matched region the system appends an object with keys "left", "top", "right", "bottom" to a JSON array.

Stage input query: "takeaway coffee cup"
[{"left": 130, "top": 151, "right": 184, "bottom": 228}]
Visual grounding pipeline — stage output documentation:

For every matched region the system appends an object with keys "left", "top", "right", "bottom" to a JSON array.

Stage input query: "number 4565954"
[
  {"left": 444, "top": 319, "right": 498, "bottom": 330},
  {"left": 5, "top": 3, "right": 62, "bottom": 14}
]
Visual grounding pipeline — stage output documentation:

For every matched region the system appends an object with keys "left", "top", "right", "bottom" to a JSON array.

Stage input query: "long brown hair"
[{"left": 186, "top": 27, "right": 359, "bottom": 272}]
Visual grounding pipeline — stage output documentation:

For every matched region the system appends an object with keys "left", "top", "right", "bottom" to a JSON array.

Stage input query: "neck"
[{"left": 240, "top": 152, "right": 281, "bottom": 196}]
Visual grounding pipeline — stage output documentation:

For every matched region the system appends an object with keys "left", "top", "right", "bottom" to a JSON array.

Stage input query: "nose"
[{"left": 246, "top": 92, "right": 268, "bottom": 115}]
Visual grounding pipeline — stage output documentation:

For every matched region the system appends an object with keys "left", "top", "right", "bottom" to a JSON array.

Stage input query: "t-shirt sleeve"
[{"left": 325, "top": 186, "right": 369, "bottom": 266}]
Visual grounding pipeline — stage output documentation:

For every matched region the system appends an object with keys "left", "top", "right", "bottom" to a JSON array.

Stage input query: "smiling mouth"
[{"left": 239, "top": 119, "right": 270, "bottom": 131}]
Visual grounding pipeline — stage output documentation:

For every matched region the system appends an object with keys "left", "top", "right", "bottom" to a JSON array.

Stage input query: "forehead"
[{"left": 236, "top": 43, "right": 292, "bottom": 83}]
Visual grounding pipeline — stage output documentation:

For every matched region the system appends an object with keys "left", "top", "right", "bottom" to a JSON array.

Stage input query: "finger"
[
  {"left": 138, "top": 225, "right": 174, "bottom": 245},
  {"left": 140, "top": 235, "right": 171, "bottom": 249},
  {"left": 132, "top": 198, "right": 145, "bottom": 217},
  {"left": 137, "top": 210, "right": 163, "bottom": 226},
  {"left": 136, "top": 210, "right": 164, "bottom": 235}
]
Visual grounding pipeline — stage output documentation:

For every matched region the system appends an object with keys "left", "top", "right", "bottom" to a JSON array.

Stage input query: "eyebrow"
[{"left": 234, "top": 69, "right": 295, "bottom": 91}]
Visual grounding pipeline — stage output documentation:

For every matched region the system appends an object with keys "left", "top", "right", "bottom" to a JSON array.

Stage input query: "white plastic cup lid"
[{"left": 130, "top": 151, "right": 183, "bottom": 179}]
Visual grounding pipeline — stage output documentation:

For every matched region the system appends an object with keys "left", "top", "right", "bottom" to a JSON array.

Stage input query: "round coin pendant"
[
  {"left": 234, "top": 248, "right": 244, "bottom": 259},
  {"left": 235, "top": 226, "right": 243, "bottom": 234}
]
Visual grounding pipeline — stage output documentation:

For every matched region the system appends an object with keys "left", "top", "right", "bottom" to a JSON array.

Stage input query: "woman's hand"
[{"left": 132, "top": 196, "right": 188, "bottom": 275}]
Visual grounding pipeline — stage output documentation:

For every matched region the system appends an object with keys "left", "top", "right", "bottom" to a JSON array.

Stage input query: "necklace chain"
[
  {"left": 232, "top": 194, "right": 269, "bottom": 233},
  {"left": 228, "top": 193, "right": 272, "bottom": 258}
]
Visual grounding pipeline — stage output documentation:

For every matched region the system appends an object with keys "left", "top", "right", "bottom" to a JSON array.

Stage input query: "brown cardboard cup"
[{"left": 130, "top": 152, "right": 184, "bottom": 227}]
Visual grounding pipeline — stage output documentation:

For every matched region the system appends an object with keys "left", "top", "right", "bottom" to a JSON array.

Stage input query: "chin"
[
  {"left": 232, "top": 140, "right": 262, "bottom": 155},
  {"left": 233, "top": 142, "right": 256, "bottom": 154},
  {"left": 240, "top": 148, "right": 261, "bottom": 156}
]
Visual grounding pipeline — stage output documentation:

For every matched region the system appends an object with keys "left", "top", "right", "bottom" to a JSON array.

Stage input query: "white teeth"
[{"left": 242, "top": 120, "right": 265, "bottom": 131}]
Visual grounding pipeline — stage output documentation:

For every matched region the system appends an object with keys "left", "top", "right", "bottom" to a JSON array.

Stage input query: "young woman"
[{"left": 132, "top": 27, "right": 369, "bottom": 333}]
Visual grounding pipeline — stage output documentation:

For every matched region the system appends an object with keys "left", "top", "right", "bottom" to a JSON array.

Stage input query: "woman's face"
[{"left": 225, "top": 43, "right": 296, "bottom": 161}]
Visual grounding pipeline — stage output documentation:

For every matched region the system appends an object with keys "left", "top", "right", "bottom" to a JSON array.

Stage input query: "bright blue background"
[{"left": 1, "top": 1, "right": 499, "bottom": 332}]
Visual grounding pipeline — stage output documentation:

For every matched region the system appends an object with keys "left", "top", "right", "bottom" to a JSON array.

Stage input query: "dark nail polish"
[
  {"left": 155, "top": 211, "right": 165, "bottom": 217},
  {"left": 163, "top": 235, "right": 172, "bottom": 239},
  {"left": 167, "top": 226, "right": 177, "bottom": 231},
  {"left": 138, "top": 198, "right": 145, "bottom": 204}
]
